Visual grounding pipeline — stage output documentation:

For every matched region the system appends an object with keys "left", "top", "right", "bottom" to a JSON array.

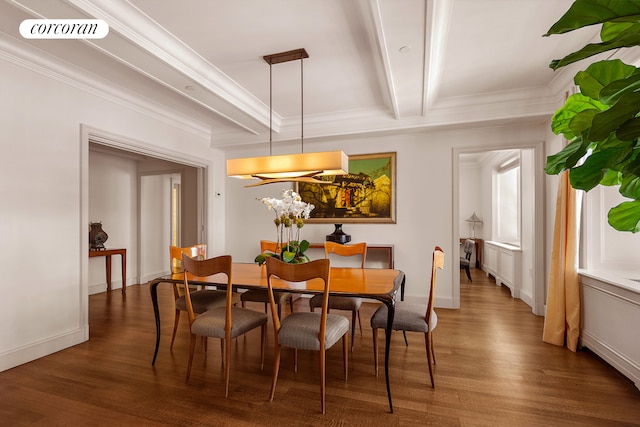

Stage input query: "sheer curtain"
[{"left": 543, "top": 170, "right": 580, "bottom": 351}]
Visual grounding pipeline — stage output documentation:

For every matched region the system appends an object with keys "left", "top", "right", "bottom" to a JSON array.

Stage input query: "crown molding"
[
  {"left": 65, "top": 0, "right": 270, "bottom": 130},
  {"left": 0, "top": 33, "right": 211, "bottom": 140}
]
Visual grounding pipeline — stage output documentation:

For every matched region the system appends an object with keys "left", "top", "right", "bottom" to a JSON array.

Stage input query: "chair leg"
[
  {"left": 372, "top": 328, "right": 378, "bottom": 377},
  {"left": 186, "top": 333, "right": 197, "bottom": 382},
  {"left": 224, "top": 337, "right": 231, "bottom": 397},
  {"left": 343, "top": 334, "right": 349, "bottom": 380},
  {"left": 289, "top": 296, "right": 294, "bottom": 314},
  {"left": 465, "top": 265, "right": 472, "bottom": 282},
  {"left": 170, "top": 309, "right": 181, "bottom": 349},
  {"left": 260, "top": 324, "right": 266, "bottom": 370},
  {"left": 350, "top": 310, "right": 357, "bottom": 352},
  {"left": 269, "top": 344, "right": 281, "bottom": 402},
  {"left": 403, "top": 331, "right": 408, "bottom": 346},
  {"left": 320, "top": 349, "right": 326, "bottom": 414},
  {"left": 357, "top": 309, "right": 363, "bottom": 335},
  {"left": 294, "top": 348, "right": 298, "bottom": 373},
  {"left": 430, "top": 332, "right": 436, "bottom": 366},
  {"left": 425, "top": 332, "right": 434, "bottom": 388},
  {"left": 220, "top": 339, "right": 224, "bottom": 365}
]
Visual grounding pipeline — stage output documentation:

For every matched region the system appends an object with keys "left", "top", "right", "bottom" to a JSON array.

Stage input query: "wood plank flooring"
[{"left": 2, "top": 268, "right": 640, "bottom": 426}]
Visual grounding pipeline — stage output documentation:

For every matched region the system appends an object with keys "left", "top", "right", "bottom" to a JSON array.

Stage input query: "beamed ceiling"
[{"left": 2, "top": 0, "right": 620, "bottom": 152}]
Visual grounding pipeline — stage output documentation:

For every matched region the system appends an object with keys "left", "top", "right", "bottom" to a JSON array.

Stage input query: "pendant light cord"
[
  {"left": 301, "top": 56, "right": 304, "bottom": 153},
  {"left": 269, "top": 60, "right": 273, "bottom": 157}
]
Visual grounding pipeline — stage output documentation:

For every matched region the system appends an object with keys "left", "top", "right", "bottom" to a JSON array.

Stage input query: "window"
[
  {"left": 171, "top": 177, "right": 181, "bottom": 246},
  {"left": 494, "top": 157, "right": 520, "bottom": 245}
]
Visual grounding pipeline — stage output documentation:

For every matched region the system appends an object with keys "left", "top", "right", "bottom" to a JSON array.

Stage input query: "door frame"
[
  {"left": 452, "top": 142, "right": 545, "bottom": 315},
  {"left": 81, "top": 124, "right": 209, "bottom": 327}
]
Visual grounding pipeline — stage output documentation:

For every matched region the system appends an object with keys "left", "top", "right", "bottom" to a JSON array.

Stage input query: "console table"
[
  {"left": 309, "top": 243, "right": 394, "bottom": 269},
  {"left": 89, "top": 248, "right": 127, "bottom": 294}
]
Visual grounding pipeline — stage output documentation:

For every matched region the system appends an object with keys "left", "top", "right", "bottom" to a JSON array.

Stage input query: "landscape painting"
[{"left": 296, "top": 152, "right": 396, "bottom": 223}]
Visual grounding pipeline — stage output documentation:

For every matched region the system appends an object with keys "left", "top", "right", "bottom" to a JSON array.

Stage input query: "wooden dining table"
[{"left": 148, "top": 262, "right": 405, "bottom": 413}]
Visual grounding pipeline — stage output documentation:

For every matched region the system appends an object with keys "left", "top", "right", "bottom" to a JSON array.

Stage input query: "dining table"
[{"left": 148, "top": 262, "right": 405, "bottom": 413}]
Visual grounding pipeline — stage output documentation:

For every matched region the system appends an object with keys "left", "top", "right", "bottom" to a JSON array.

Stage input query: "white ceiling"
[{"left": 2, "top": 0, "right": 607, "bottom": 151}]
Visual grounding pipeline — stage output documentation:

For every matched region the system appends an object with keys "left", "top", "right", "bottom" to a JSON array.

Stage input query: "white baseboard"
[
  {"left": 581, "top": 331, "right": 640, "bottom": 391},
  {"left": 0, "top": 327, "right": 87, "bottom": 372}
]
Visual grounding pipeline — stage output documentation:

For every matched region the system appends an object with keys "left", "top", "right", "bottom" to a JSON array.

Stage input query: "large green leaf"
[
  {"left": 599, "top": 70, "right": 640, "bottom": 104},
  {"left": 598, "top": 134, "right": 636, "bottom": 149},
  {"left": 608, "top": 199, "right": 640, "bottom": 232},
  {"left": 550, "top": 93, "right": 606, "bottom": 139},
  {"left": 601, "top": 20, "right": 640, "bottom": 42},
  {"left": 569, "top": 147, "right": 633, "bottom": 190},
  {"left": 588, "top": 91, "right": 640, "bottom": 140},
  {"left": 616, "top": 117, "right": 640, "bottom": 140},
  {"left": 550, "top": 32, "right": 640, "bottom": 70},
  {"left": 620, "top": 174, "right": 640, "bottom": 198},
  {"left": 545, "top": 0, "right": 640, "bottom": 36},
  {"left": 545, "top": 137, "right": 587, "bottom": 174},
  {"left": 600, "top": 169, "right": 622, "bottom": 185},
  {"left": 574, "top": 59, "right": 637, "bottom": 99},
  {"left": 621, "top": 149, "right": 640, "bottom": 174},
  {"left": 569, "top": 109, "right": 598, "bottom": 135}
]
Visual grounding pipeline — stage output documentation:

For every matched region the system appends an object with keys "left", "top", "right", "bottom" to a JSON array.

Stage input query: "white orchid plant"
[{"left": 255, "top": 189, "right": 315, "bottom": 265}]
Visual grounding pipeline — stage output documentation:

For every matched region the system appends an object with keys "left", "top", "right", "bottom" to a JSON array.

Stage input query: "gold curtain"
[{"left": 543, "top": 170, "right": 580, "bottom": 351}]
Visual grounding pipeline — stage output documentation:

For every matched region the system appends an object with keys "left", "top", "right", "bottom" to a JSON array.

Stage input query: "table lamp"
[{"left": 466, "top": 212, "right": 482, "bottom": 239}]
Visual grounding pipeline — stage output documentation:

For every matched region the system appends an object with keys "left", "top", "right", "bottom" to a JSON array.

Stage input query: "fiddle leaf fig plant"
[{"left": 545, "top": 0, "right": 640, "bottom": 232}]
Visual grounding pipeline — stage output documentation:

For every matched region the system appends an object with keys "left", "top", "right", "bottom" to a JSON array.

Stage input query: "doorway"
[
  {"left": 454, "top": 144, "right": 545, "bottom": 316},
  {"left": 83, "top": 125, "right": 208, "bottom": 293}
]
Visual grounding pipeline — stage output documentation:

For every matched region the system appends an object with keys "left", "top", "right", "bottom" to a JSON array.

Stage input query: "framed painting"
[{"left": 296, "top": 152, "right": 396, "bottom": 223}]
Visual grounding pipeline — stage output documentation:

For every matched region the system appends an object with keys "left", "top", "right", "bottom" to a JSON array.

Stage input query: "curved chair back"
[
  {"left": 265, "top": 257, "right": 330, "bottom": 334},
  {"left": 426, "top": 246, "right": 445, "bottom": 325},
  {"left": 462, "top": 239, "right": 474, "bottom": 261},
  {"left": 181, "top": 254, "right": 233, "bottom": 327},
  {"left": 324, "top": 241, "right": 367, "bottom": 268},
  {"left": 260, "top": 240, "right": 277, "bottom": 253},
  {"left": 170, "top": 244, "right": 206, "bottom": 273}
]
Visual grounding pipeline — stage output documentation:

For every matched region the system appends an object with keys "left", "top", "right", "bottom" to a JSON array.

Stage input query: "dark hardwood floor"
[{"left": 2, "top": 268, "right": 640, "bottom": 426}]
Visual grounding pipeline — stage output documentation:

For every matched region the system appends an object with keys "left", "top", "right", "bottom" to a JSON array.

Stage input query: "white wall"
[
  {"left": 459, "top": 163, "right": 483, "bottom": 242},
  {"left": 88, "top": 151, "right": 138, "bottom": 294},
  {"left": 140, "top": 174, "right": 172, "bottom": 284},
  {"left": 225, "top": 124, "right": 548, "bottom": 309},
  {"left": 0, "top": 39, "right": 219, "bottom": 371}
]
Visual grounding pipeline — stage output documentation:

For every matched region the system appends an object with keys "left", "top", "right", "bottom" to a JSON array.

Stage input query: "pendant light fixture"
[{"left": 226, "top": 48, "right": 348, "bottom": 186}]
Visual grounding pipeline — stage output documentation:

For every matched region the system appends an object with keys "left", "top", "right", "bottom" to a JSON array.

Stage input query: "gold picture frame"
[{"left": 296, "top": 152, "right": 396, "bottom": 223}]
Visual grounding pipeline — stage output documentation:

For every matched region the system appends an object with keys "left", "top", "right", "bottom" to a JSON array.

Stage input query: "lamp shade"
[
  {"left": 226, "top": 150, "right": 348, "bottom": 180},
  {"left": 466, "top": 212, "right": 482, "bottom": 224}
]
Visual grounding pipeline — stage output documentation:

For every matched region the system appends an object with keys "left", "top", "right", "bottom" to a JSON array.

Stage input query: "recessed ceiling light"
[{"left": 399, "top": 46, "right": 411, "bottom": 54}]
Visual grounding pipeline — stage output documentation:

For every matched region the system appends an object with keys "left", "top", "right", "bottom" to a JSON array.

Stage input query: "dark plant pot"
[
  {"left": 89, "top": 222, "right": 109, "bottom": 250},
  {"left": 326, "top": 224, "right": 351, "bottom": 244}
]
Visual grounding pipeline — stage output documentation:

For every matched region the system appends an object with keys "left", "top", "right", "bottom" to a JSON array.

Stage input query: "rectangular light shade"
[{"left": 227, "top": 150, "right": 348, "bottom": 179}]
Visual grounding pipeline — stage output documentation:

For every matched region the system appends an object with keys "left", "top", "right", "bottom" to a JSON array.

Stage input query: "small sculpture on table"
[
  {"left": 326, "top": 224, "right": 351, "bottom": 244},
  {"left": 89, "top": 222, "right": 109, "bottom": 250}
]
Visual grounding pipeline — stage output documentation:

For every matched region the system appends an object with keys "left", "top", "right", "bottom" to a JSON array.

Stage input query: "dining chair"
[
  {"left": 265, "top": 257, "right": 349, "bottom": 414},
  {"left": 181, "top": 254, "right": 268, "bottom": 397},
  {"left": 460, "top": 239, "right": 474, "bottom": 282},
  {"left": 309, "top": 241, "right": 366, "bottom": 351},
  {"left": 370, "top": 246, "right": 445, "bottom": 388},
  {"left": 169, "top": 245, "right": 240, "bottom": 349},
  {"left": 240, "top": 240, "right": 300, "bottom": 318}
]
